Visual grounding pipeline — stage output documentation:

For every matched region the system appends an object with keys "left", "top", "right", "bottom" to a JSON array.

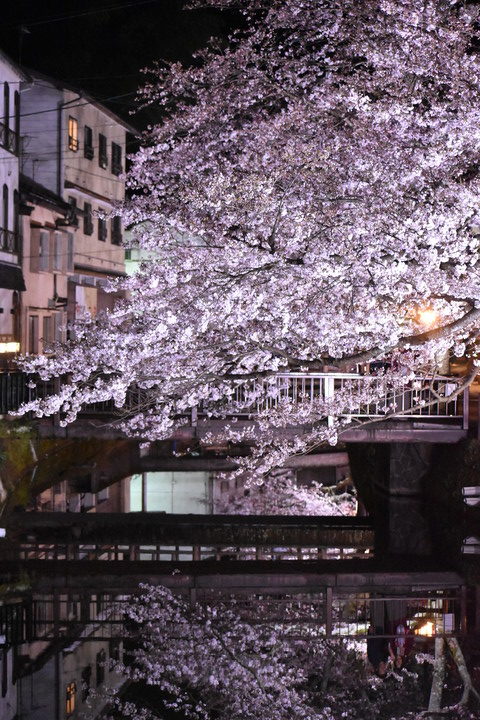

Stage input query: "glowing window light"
[
  {"left": 416, "top": 621, "right": 434, "bottom": 636},
  {"left": 0, "top": 342, "right": 19, "bottom": 353}
]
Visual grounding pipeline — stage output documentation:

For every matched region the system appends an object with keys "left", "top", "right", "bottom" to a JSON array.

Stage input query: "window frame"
[
  {"left": 65, "top": 681, "right": 76, "bottom": 716},
  {"left": 83, "top": 202, "right": 94, "bottom": 236},
  {"left": 84, "top": 125, "right": 94, "bottom": 160},
  {"left": 111, "top": 216, "right": 122, "bottom": 245},
  {"left": 111, "top": 142, "right": 122, "bottom": 176},
  {"left": 98, "top": 134, "right": 108, "bottom": 169},
  {"left": 68, "top": 116, "right": 79, "bottom": 152},
  {"left": 98, "top": 216, "right": 107, "bottom": 242}
]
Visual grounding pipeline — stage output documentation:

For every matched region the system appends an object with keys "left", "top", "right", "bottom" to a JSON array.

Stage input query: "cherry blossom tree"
[
  {"left": 95, "top": 584, "right": 428, "bottom": 720},
  {"left": 216, "top": 468, "right": 357, "bottom": 516},
  {"left": 18, "top": 0, "right": 480, "bottom": 469}
]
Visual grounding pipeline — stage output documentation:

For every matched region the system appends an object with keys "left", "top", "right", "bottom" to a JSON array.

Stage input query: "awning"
[{"left": 0, "top": 264, "right": 26, "bottom": 291}]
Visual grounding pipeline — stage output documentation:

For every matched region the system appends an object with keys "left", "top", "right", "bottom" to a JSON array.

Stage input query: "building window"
[
  {"left": 67, "top": 196, "right": 78, "bottom": 226},
  {"left": 98, "top": 217, "right": 107, "bottom": 242},
  {"left": 3, "top": 82, "right": 9, "bottom": 131},
  {"left": 84, "top": 125, "right": 94, "bottom": 159},
  {"left": 14, "top": 91, "right": 19, "bottom": 150},
  {"left": 83, "top": 203, "right": 93, "bottom": 236},
  {"left": 96, "top": 649, "right": 106, "bottom": 686},
  {"left": 42, "top": 316, "right": 53, "bottom": 350},
  {"left": 99, "top": 134, "right": 108, "bottom": 168},
  {"left": 68, "top": 117, "right": 78, "bottom": 151},
  {"left": 53, "top": 231, "right": 63, "bottom": 271},
  {"left": 2, "top": 184, "right": 7, "bottom": 231},
  {"left": 28, "top": 315, "right": 39, "bottom": 354},
  {"left": 65, "top": 681, "right": 76, "bottom": 715},
  {"left": 111, "top": 142, "right": 122, "bottom": 175},
  {"left": 13, "top": 189, "right": 19, "bottom": 238},
  {"left": 81, "top": 665, "right": 91, "bottom": 702},
  {"left": 111, "top": 216, "right": 122, "bottom": 245},
  {"left": 39, "top": 230, "right": 50, "bottom": 272},
  {"left": 53, "top": 313, "right": 63, "bottom": 343},
  {"left": 109, "top": 639, "right": 120, "bottom": 663}
]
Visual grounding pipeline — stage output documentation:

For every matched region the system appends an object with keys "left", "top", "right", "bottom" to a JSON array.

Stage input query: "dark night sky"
[{"left": 0, "top": 0, "right": 236, "bottom": 129}]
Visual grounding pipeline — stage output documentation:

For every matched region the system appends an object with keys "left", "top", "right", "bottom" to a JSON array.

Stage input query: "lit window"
[
  {"left": 65, "top": 681, "right": 76, "bottom": 715},
  {"left": 0, "top": 341, "right": 19, "bottom": 353},
  {"left": 68, "top": 117, "right": 78, "bottom": 151}
]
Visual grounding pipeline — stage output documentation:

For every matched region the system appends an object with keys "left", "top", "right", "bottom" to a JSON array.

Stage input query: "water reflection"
[{"left": 0, "top": 437, "right": 478, "bottom": 719}]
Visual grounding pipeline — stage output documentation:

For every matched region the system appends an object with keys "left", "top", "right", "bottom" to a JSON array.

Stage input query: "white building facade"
[
  {"left": 0, "top": 52, "right": 28, "bottom": 362},
  {"left": 19, "top": 71, "right": 134, "bottom": 350}
]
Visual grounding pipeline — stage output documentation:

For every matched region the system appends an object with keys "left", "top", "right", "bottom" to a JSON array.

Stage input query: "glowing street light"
[{"left": 417, "top": 308, "right": 439, "bottom": 327}]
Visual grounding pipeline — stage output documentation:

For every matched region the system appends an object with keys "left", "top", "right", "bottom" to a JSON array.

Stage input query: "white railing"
[{"left": 224, "top": 373, "right": 467, "bottom": 426}]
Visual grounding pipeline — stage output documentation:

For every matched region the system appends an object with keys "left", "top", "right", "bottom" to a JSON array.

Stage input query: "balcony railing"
[
  {"left": 0, "top": 121, "right": 18, "bottom": 155},
  {"left": 0, "top": 227, "right": 18, "bottom": 253}
]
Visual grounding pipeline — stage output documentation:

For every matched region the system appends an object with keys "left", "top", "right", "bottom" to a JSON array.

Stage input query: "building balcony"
[
  {"left": 0, "top": 122, "right": 19, "bottom": 155},
  {"left": 0, "top": 228, "right": 18, "bottom": 253}
]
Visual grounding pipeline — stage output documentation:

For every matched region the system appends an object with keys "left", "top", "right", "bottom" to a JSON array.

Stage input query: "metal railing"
[
  {"left": 0, "top": 371, "right": 468, "bottom": 429},
  {"left": 4, "top": 590, "right": 462, "bottom": 644},
  {"left": 13, "top": 541, "right": 372, "bottom": 562},
  {"left": 221, "top": 373, "right": 466, "bottom": 428}
]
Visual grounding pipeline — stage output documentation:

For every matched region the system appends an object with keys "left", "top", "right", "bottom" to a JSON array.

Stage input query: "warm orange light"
[
  {"left": 416, "top": 621, "right": 434, "bottom": 636},
  {"left": 418, "top": 309, "right": 438, "bottom": 327}
]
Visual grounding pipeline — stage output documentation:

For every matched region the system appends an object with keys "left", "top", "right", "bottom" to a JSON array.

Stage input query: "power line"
[
  {"left": 18, "top": 90, "right": 139, "bottom": 120},
  {"left": 9, "top": 0, "right": 162, "bottom": 29}
]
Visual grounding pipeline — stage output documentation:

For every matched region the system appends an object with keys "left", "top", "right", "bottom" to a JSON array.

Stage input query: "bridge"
[
  {"left": 0, "top": 513, "right": 472, "bottom": 645},
  {"left": 4, "top": 512, "right": 374, "bottom": 560},
  {"left": 0, "top": 565, "right": 465, "bottom": 644},
  {"left": 0, "top": 371, "right": 469, "bottom": 442}
]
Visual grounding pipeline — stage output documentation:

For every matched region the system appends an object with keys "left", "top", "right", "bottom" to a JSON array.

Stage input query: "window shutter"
[
  {"left": 30, "top": 228, "right": 40, "bottom": 273},
  {"left": 39, "top": 230, "right": 50, "bottom": 271},
  {"left": 53, "top": 232, "right": 63, "bottom": 271}
]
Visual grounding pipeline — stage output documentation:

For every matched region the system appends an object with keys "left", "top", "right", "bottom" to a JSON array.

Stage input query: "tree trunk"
[
  {"left": 428, "top": 636, "right": 445, "bottom": 714},
  {"left": 445, "top": 636, "right": 480, "bottom": 707}
]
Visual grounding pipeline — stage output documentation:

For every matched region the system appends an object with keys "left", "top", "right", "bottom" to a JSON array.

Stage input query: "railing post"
[
  {"left": 325, "top": 586, "right": 333, "bottom": 637},
  {"left": 325, "top": 377, "right": 334, "bottom": 427},
  {"left": 462, "top": 385, "right": 469, "bottom": 431}
]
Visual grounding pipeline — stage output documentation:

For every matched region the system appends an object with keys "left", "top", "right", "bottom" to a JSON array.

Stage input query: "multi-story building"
[
  {"left": 19, "top": 174, "right": 75, "bottom": 354},
  {"left": 19, "top": 70, "right": 135, "bottom": 350},
  {"left": 0, "top": 51, "right": 28, "bottom": 365}
]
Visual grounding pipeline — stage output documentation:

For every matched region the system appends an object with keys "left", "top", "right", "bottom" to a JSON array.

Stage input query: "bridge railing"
[
  {"left": 0, "top": 371, "right": 468, "bottom": 428},
  {"left": 12, "top": 541, "right": 372, "bottom": 562},
  {"left": 227, "top": 373, "right": 465, "bottom": 420},
  {"left": 5, "top": 590, "right": 462, "bottom": 643}
]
